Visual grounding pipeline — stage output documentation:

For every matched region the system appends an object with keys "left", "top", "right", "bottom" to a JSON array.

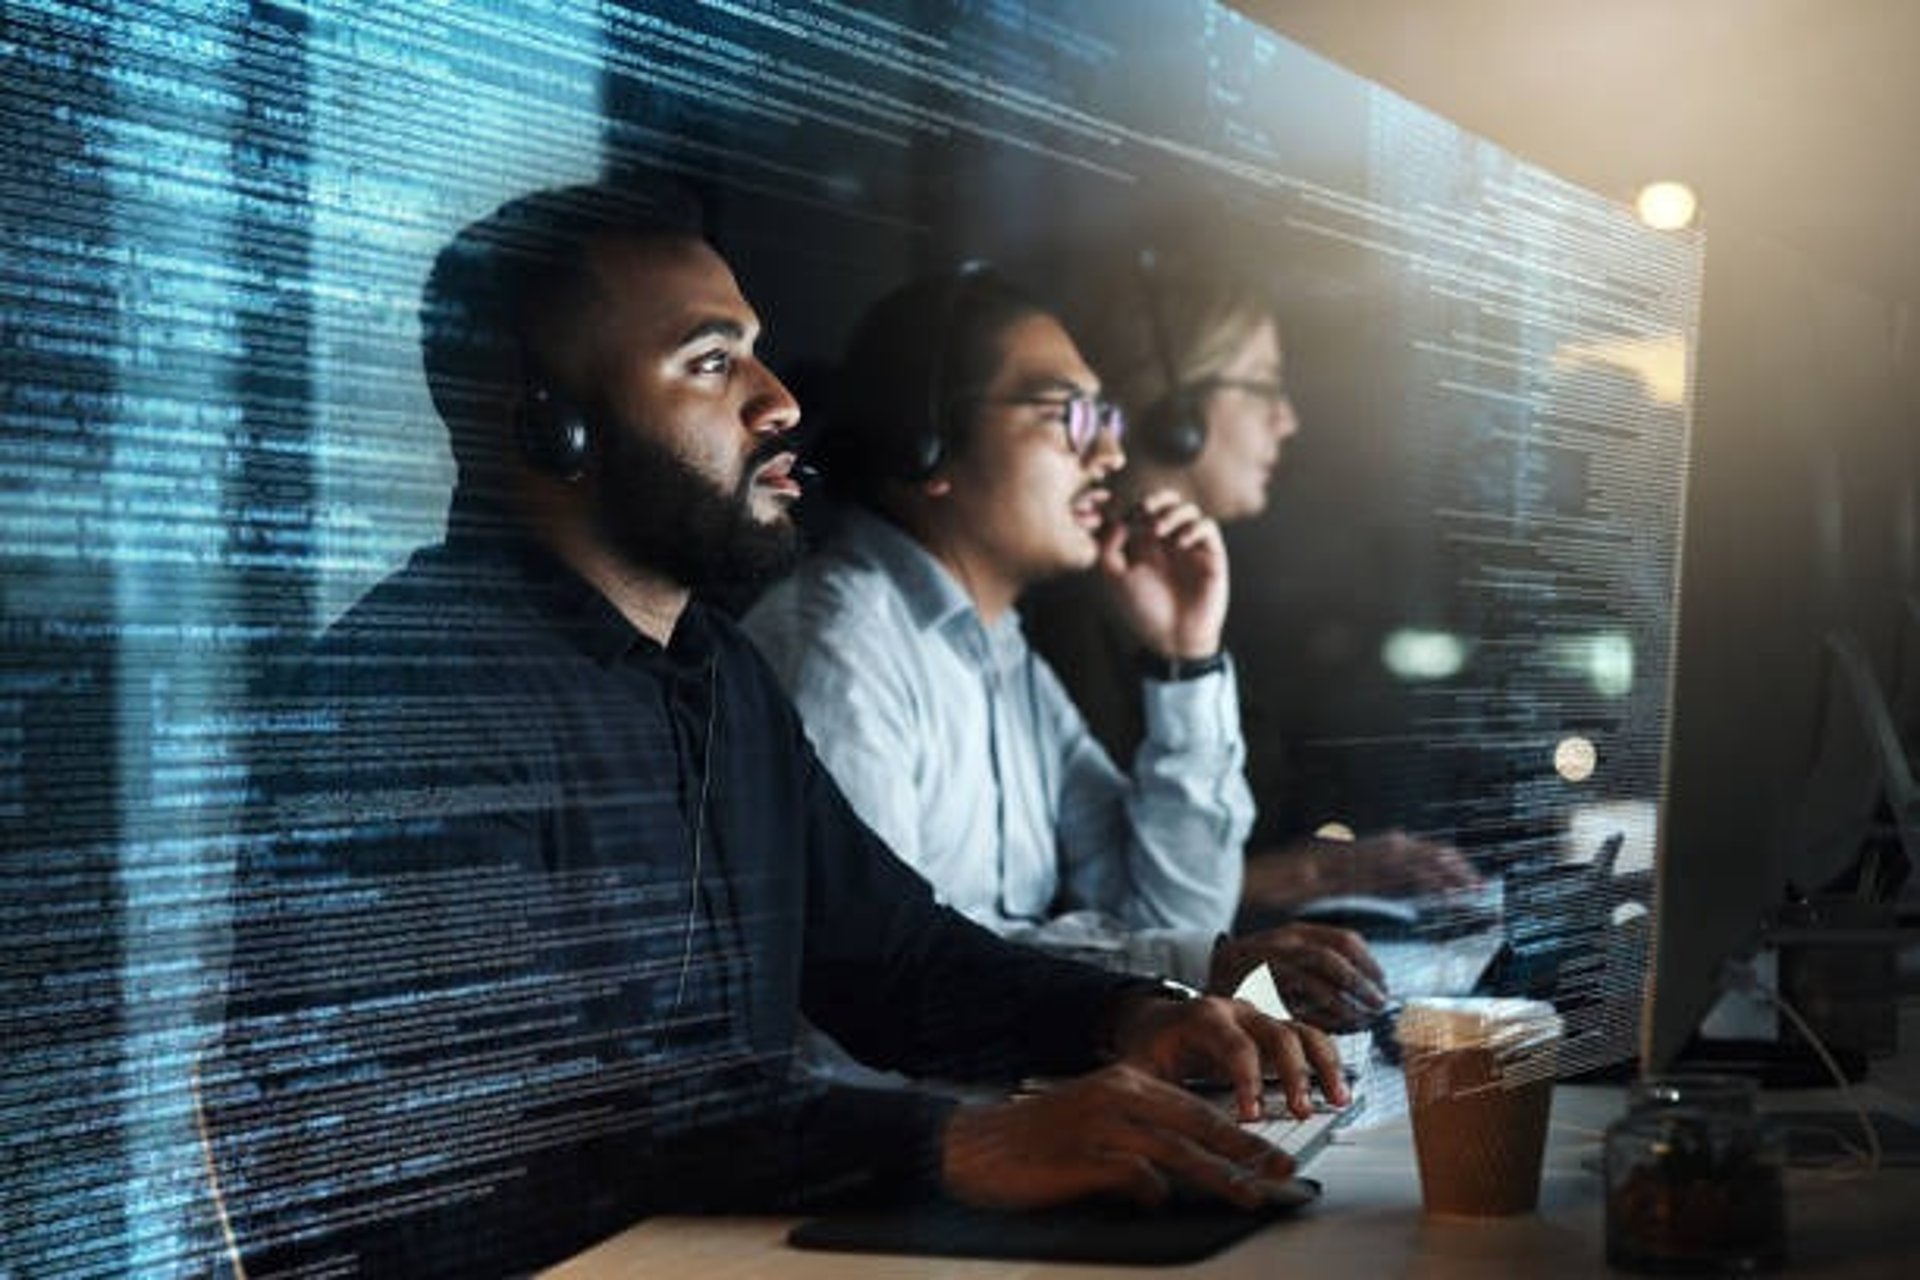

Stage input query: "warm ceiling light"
[
  {"left": 1554, "top": 735, "right": 1598, "bottom": 783},
  {"left": 1635, "top": 180, "right": 1698, "bottom": 230}
]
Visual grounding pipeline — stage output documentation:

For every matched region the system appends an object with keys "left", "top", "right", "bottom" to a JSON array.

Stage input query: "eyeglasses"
[
  {"left": 970, "top": 393, "right": 1127, "bottom": 458},
  {"left": 1203, "top": 377, "right": 1290, "bottom": 409}
]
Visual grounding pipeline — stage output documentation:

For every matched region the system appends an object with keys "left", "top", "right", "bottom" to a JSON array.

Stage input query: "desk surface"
[{"left": 543, "top": 1085, "right": 1920, "bottom": 1279}]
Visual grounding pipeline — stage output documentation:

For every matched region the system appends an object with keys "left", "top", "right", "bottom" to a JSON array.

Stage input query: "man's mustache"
[
  {"left": 745, "top": 436, "right": 791, "bottom": 472},
  {"left": 740, "top": 437, "right": 819, "bottom": 485}
]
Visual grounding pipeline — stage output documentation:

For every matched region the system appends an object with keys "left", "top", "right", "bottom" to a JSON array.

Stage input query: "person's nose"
[
  {"left": 745, "top": 359, "right": 801, "bottom": 436},
  {"left": 1087, "top": 415, "right": 1126, "bottom": 478},
  {"left": 1273, "top": 394, "right": 1300, "bottom": 441}
]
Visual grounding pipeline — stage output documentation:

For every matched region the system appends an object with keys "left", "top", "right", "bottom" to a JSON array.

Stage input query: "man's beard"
[{"left": 592, "top": 426, "right": 800, "bottom": 589}]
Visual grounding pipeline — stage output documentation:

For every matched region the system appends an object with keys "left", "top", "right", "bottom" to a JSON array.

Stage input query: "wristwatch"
[
  {"left": 1137, "top": 649, "right": 1227, "bottom": 682},
  {"left": 1149, "top": 975, "right": 1203, "bottom": 1001}
]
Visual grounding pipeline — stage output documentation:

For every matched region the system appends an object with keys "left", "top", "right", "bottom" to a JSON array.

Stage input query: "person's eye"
[{"left": 689, "top": 349, "right": 733, "bottom": 376}]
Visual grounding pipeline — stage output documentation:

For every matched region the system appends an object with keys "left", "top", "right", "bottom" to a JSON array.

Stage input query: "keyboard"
[
  {"left": 1010, "top": 1070, "right": 1362, "bottom": 1168},
  {"left": 1234, "top": 1073, "right": 1363, "bottom": 1168},
  {"left": 1243, "top": 1089, "right": 1353, "bottom": 1166}
]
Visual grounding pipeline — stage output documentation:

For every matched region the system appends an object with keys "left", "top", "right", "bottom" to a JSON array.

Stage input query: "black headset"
[
  {"left": 515, "top": 378, "right": 592, "bottom": 481},
  {"left": 514, "top": 320, "right": 594, "bottom": 484},
  {"left": 886, "top": 259, "right": 997, "bottom": 482},
  {"left": 1133, "top": 248, "right": 1210, "bottom": 466}
]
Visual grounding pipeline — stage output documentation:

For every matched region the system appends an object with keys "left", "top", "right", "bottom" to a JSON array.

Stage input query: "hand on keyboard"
[
  {"left": 1182, "top": 1066, "right": 1362, "bottom": 1168},
  {"left": 942, "top": 1063, "right": 1308, "bottom": 1212},
  {"left": 1106, "top": 990, "right": 1350, "bottom": 1122},
  {"left": 1238, "top": 1076, "right": 1362, "bottom": 1167}
]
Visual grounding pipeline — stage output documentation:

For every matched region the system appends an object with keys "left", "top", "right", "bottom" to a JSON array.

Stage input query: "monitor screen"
[
  {"left": 1644, "top": 234, "right": 1917, "bottom": 1072},
  {"left": 4, "top": 1, "right": 1700, "bottom": 1272}
]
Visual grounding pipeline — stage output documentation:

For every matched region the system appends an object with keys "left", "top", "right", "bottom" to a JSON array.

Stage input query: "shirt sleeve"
[
  {"left": 207, "top": 629, "right": 1012, "bottom": 1276},
  {"left": 995, "top": 909, "right": 1221, "bottom": 988},
  {"left": 210, "top": 681, "right": 616, "bottom": 1275},
  {"left": 1043, "top": 653, "right": 1253, "bottom": 935}
]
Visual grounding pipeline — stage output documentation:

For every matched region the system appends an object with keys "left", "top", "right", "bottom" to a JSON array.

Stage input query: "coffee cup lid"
[{"left": 1397, "top": 997, "right": 1563, "bottom": 1055}]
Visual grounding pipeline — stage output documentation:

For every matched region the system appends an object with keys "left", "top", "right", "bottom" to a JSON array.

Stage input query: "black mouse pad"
[{"left": 787, "top": 1181, "right": 1320, "bottom": 1267}]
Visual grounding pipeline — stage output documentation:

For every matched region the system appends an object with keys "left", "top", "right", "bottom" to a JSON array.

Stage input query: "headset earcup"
[
  {"left": 516, "top": 383, "right": 591, "bottom": 480},
  {"left": 901, "top": 407, "right": 946, "bottom": 480},
  {"left": 1132, "top": 249, "right": 1209, "bottom": 467},
  {"left": 905, "top": 264, "right": 990, "bottom": 482},
  {"left": 845, "top": 361, "right": 946, "bottom": 485},
  {"left": 1140, "top": 388, "right": 1208, "bottom": 465}
]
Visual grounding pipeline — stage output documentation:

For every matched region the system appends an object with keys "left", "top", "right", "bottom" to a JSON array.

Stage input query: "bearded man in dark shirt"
[{"left": 210, "top": 182, "right": 1345, "bottom": 1277}]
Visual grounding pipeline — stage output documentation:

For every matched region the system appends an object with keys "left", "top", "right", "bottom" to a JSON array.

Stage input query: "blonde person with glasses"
[{"left": 1025, "top": 250, "right": 1482, "bottom": 928}]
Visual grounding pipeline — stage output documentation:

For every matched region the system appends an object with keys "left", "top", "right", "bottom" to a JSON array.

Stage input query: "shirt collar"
[
  {"left": 486, "top": 530, "right": 716, "bottom": 674},
  {"left": 835, "top": 506, "right": 1026, "bottom": 665}
]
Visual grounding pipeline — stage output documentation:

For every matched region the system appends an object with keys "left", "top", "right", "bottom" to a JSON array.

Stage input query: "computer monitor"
[
  {"left": 1644, "top": 242, "right": 1916, "bottom": 1068},
  {"left": 5, "top": 1, "right": 1701, "bottom": 1270},
  {"left": 1900, "top": 595, "right": 1920, "bottom": 769},
  {"left": 1892, "top": 462, "right": 1920, "bottom": 755}
]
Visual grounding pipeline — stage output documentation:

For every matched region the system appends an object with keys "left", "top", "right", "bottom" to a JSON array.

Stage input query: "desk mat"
[{"left": 787, "top": 1180, "right": 1319, "bottom": 1267}]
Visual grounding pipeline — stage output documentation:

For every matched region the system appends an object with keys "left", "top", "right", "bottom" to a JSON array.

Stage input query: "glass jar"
[{"left": 1604, "top": 1075, "right": 1786, "bottom": 1273}]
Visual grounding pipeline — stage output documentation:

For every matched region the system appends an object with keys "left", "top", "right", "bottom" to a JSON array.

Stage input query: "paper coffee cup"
[{"left": 1399, "top": 997, "right": 1563, "bottom": 1217}]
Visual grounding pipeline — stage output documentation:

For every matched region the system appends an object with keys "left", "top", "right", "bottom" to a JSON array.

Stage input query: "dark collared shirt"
[{"left": 214, "top": 531, "right": 1140, "bottom": 1276}]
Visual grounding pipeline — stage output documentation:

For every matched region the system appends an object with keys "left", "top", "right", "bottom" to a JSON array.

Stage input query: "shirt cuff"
[
  {"left": 1137, "top": 649, "right": 1227, "bottom": 682},
  {"left": 1139, "top": 654, "right": 1240, "bottom": 752},
  {"left": 1118, "top": 927, "right": 1222, "bottom": 989}
]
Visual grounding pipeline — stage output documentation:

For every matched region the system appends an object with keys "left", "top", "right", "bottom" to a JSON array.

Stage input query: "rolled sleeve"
[{"left": 1051, "top": 657, "right": 1252, "bottom": 936}]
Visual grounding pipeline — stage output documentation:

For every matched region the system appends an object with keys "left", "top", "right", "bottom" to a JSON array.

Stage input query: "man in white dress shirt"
[{"left": 745, "top": 266, "right": 1384, "bottom": 1031}]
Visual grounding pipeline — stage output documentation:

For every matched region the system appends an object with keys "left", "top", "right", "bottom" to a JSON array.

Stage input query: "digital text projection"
[{"left": 2, "top": 1, "right": 1700, "bottom": 1272}]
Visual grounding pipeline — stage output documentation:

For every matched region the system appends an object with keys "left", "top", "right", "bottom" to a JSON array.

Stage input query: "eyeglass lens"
[
  {"left": 1213, "top": 378, "right": 1288, "bottom": 407},
  {"left": 1065, "top": 397, "right": 1125, "bottom": 455}
]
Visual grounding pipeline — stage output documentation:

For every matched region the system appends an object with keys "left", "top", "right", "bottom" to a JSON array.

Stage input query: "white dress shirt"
[{"left": 744, "top": 507, "right": 1253, "bottom": 986}]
